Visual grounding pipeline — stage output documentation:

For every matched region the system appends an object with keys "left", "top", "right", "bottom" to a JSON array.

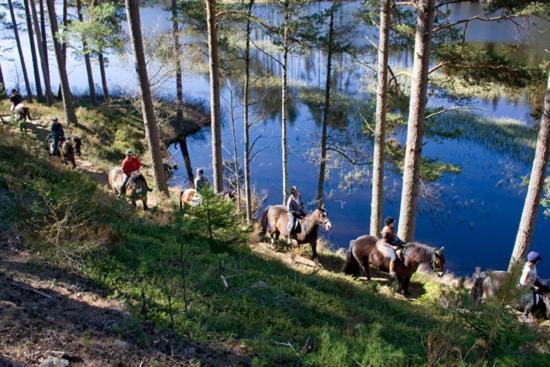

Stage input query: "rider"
[
  {"left": 9, "top": 89, "right": 23, "bottom": 112},
  {"left": 380, "top": 217, "right": 405, "bottom": 279},
  {"left": 50, "top": 117, "right": 65, "bottom": 156},
  {"left": 286, "top": 186, "right": 306, "bottom": 243},
  {"left": 519, "top": 251, "right": 546, "bottom": 319},
  {"left": 194, "top": 168, "right": 209, "bottom": 191},
  {"left": 119, "top": 149, "right": 141, "bottom": 197}
]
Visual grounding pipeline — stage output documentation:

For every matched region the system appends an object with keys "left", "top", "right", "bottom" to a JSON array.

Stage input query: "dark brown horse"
[
  {"left": 342, "top": 235, "right": 445, "bottom": 295},
  {"left": 108, "top": 168, "right": 151, "bottom": 210},
  {"left": 48, "top": 137, "right": 81, "bottom": 168},
  {"left": 260, "top": 205, "right": 332, "bottom": 259}
]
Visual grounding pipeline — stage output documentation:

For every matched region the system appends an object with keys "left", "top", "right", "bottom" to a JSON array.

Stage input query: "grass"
[
  {"left": 1, "top": 114, "right": 548, "bottom": 366},
  {"left": 427, "top": 110, "right": 539, "bottom": 163}
]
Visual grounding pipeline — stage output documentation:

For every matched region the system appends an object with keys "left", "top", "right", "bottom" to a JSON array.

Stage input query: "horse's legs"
[
  {"left": 311, "top": 240, "right": 318, "bottom": 260},
  {"left": 358, "top": 257, "right": 371, "bottom": 280},
  {"left": 131, "top": 200, "right": 137, "bottom": 208},
  {"left": 142, "top": 197, "right": 148, "bottom": 211}
]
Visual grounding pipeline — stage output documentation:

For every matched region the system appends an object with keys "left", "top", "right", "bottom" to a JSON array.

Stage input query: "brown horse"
[
  {"left": 108, "top": 168, "right": 151, "bottom": 210},
  {"left": 259, "top": 205, "right": 332, "bottom": 259},
  {"left": 48, "top": 137, "right": 81, "bottom": 168},
  {"left": 180, "top": 188, "right": 203, "bottom": 208},
  {"left": 342, "top": 235, "right": 445, "bottom": 295}
]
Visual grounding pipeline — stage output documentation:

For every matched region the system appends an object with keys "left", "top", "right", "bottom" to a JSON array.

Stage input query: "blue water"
[{"left": 2, "top": 1, "right": 548, "bottom": 275}]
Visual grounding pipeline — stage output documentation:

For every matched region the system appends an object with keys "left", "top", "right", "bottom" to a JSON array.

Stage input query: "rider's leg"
[
  {"left": 119, "top": 174, "right": 129, "bottom": 197},
  {"left": 388, "top": 250, "right": 397, "bottom": 279},
  {"left": 51, "top": 136, "right": 58, "bottom": 156},
  {"left": 523, "top": 290, "right": 537, "bottom": 317},
  {"left": 287, "top": 214, "right": 295, "bottom": 244}
]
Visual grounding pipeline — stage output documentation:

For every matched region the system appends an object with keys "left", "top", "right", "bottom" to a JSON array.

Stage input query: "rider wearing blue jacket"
[{"left": 50, "top": 117, "right": 65, "bottom": 156}]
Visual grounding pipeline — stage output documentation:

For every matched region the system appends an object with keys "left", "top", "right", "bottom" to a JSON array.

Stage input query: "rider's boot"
[{"left": 389, "top": 260, "right": 397, "bottom": 280}]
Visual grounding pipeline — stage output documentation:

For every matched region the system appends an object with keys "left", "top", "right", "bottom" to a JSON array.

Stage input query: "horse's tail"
[
  {"left": 341, "top": 240, "right": 361, "bottom": 277},
  {"left": 25, "top": 107, "right": 33, "bottom": 120},
  {"left": 259, "top": 207, "right": 269, "bottom": 237}
]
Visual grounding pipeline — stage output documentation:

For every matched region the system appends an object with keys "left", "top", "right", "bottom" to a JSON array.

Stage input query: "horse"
[
  {"left": 342, "top": 235, "right": 445, "bottom": 296},
  {"left": 108, "top": 168, "right": 151, "bottom": 210},
  {"left": 48, "top": 136, "right": 82, "bottom": 168},
  {"left": 13, "top": 104, "right": 33, "bottom": 123},
  {"left": 471, "top": 270, "right": 550, "bottom": 319},
  {"left": 180, "top": 188, "right": 203, "bottom": 208},
  {"left": 259, "top": 205, "right": 332, "bottom": 260}
]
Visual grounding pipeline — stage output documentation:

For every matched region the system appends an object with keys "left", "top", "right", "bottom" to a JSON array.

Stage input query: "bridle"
[{"left": 431, "top": 251, "right": 444, "bottom": 277}]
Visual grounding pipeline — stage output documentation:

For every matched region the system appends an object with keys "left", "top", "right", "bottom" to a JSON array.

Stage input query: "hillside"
[{"left": 1, "top": 102, "right": 549, "bottom": 366}]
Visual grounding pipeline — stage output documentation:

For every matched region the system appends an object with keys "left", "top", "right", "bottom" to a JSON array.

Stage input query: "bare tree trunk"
[
  {"left": 243, "top": 0, "right": 254, "bottom": 223},
  {"left": 98, "top": 52, "right": 109, "bottom": 100},
  {"left": 229, "top": 87, "right": 241, "bottom": 211},
  {"left": 281, "top": 2, "right": 290, "bottom": 204},
  {"left": 397, "top": 0, "right": 435, "bottom": 242},
  {"left": 76, "top": 0, "right": 96, "bottom": 104},
  {"left": 31, "top": 0, "right": 54, "bottom": 105},
  {"left": 46, "top": 0, "right": 78, "bottom": 125},
  {"left": 56, "top": 0, "right": 68, "bottom": 100},
  {"left": 316, "top": 1, "right": 336, "bottom": 208},
  {"left": 0, "top": 61, "right": 6, "bottom": 98},
  {"left": 509, "top": 80, "right": 550, "bottom": 269},
  {"left": 8, "top": 0, "right": 33, "bottom": 100},
  {"left": 125, "top": 0, "right": 169, "bottom": 196},
  {"left": 370, "top": 0, "right": 391, "bottom": 237},
  {"left": 24, "top": 0, "right": 43, "bottom": 100},
  {"left": 205, "top": 0, "right": 223, "bottom": 193},
  {"left": 39, "top": 0, "right": 49, "bottom": 78},
  {"left": 172, "top": 0, "right": 194, "bottom": 188}
]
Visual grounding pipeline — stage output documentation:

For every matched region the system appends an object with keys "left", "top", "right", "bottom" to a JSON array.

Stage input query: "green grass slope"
[{"left": 0, "top": 115, "right": 548, "bottom": 366}]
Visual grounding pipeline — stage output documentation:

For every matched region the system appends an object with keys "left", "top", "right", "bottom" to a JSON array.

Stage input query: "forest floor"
[{"left": 1, "top": 100, "right": 549, "bottom": 366}]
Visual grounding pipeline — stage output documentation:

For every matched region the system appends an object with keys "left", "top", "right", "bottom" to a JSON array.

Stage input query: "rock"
[
  {"left": 114, "top": 339, "right": 130, "bottom": 350},
  {"left": 40, "top": 357, "right": 69, "bottom": 367}
]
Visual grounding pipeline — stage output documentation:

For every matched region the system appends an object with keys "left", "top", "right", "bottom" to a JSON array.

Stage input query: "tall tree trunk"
[
  {"left": 8, "top": 0, "right": 33, "bottom": 100},
  {"left": 229, "top": 87, "right": 241, "bottom": 210},
  {"left": 56, "top": 0, "right": 68, "bottom": 100},
  {"left": 281, "top": 2, "right": 290, "bottom": 204},
  {"left": 125, "top": 0, "right": 169, "bottom": 196},
  {"left": 397, "top": 0, "right": 435, "bottom": 242},
  {"left": 316, "top": 1, "right": 336, "bottom": 208},
  {"left": 24, "top": 0, "right": 43, "bottom": 100},
  {"left": 205, "top": 0, "right": 223, "bottom": 193},
  {"left": 0, "top": 61, "right": 6, "bottom": 98},
  {"left": 172, "top": 0, "right": 194, "bottom": 188},
  {"left": 243, "top": 0, "right": 254, "bottom": 223},
  {"left": 77, "top": 0, "right": 96, "bottom": 104},
  {"left": 98, "top": 52, "right": 109, "bottom": 100},
  {"left": 46, "top": 0, "right": 78, "bottom": 125},
  {"left": 509, "top": 80, "right": 550, "bottom": 269},
  {"left": 370, "top": 0, "right": 391, "bottom": 237},
  {"left": 39, "top": 0, "right": 49, "bottom": 81},
  {"left": 31, "top": 0, "right": 54, "bottom": 105}
]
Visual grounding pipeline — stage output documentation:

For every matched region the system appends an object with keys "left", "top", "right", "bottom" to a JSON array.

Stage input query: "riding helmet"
[
  {"left": 197, "top": 168, "right": 204, "bottom": 175},
  {"left": 126, "top": 149, "right": 133, "bottom": 156},
  {"left": 51, "top": 116, "right": 58, "bottom": 123},
  {"left": 291, "top": 186, "right": 298, "bottom": 194},
  {"left": 384, "top": 217, "right": 395, "bottom": 226},
  {"left": 527, "top": 251, "right": 541, "bottom": 263}
]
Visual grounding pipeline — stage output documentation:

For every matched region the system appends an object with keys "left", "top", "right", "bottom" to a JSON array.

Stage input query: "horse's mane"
[{"left": 406, "top": 242, "right": 436, "bottom": 262}]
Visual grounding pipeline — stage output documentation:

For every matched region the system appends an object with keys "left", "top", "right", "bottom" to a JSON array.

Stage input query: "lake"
[{"left": 1, "top": 1, "right": 548, "bottom": 275}]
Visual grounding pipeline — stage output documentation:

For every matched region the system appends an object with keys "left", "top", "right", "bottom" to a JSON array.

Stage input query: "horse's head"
[
  {"left": 314, "top": 208, "right": 332, "bottom": 231},
  {"left": 431, "top": 246, "right": 446, "bottom": 276},
  {"left": 127, "top": 173, "right": 147, "bottom": 197},
  {"left": 181, "top": 189, "right": 202, "bottom": 207}
]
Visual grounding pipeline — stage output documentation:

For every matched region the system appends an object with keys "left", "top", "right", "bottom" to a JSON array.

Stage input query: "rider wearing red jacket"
[{"left": 119, "top": 149, "right": 141, "bottom": 196}]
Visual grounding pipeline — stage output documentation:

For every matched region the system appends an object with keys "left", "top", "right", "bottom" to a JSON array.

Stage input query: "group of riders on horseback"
[{"left": 7, "top": 89, "right": 545, "bottom": 319}]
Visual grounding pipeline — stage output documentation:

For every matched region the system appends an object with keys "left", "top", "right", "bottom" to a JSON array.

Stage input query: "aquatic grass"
[{"left": 428, "top": 110, "right": 538, "bottom": 162}]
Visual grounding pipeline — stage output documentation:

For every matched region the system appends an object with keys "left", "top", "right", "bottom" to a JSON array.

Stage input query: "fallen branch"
[
  {"left": 425, "top": 106, "right": 486, "bottom": 120},
  {"left": 8, "top": 279, "right": 53, "bottom": 300}
]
